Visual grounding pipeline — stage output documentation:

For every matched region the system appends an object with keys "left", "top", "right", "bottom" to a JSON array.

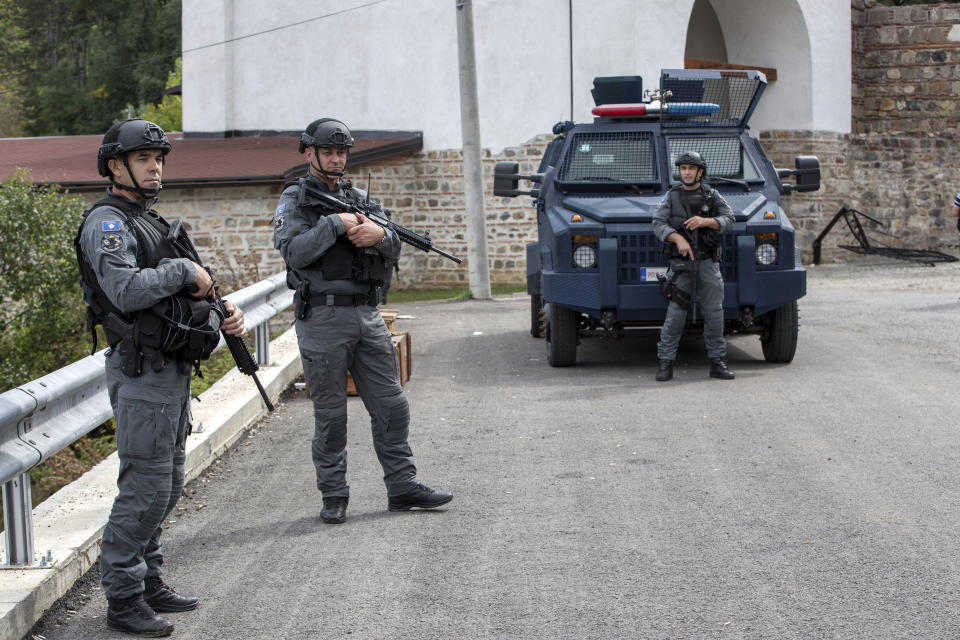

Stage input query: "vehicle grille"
[
  {"left": 613, "top": 232, "right": 739, "bottom": 283},
  {"left": 612, "top": 233, "right": 664, "bottom": 284}
]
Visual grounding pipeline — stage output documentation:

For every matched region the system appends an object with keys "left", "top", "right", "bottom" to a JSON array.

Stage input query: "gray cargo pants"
[
  {"left": 295, "top": 304, "right": 418, "bottom": 498},
  {"left": 657, "top": 258, "right": 727, "bottom": 361},
  {"left": 101, "top": 349, "right": 190, "bottom": 600}
]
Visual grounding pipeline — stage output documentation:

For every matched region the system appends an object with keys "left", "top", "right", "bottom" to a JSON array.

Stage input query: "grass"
[{"left": 385, "top": 285, "right": 525, "bottom": 304}]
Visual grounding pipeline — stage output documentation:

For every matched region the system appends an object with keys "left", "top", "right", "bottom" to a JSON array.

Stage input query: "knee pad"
[
  {"left": 314, "top": 413, "right": 348, "bottom": 452},
  {"left": 374, "top": 394, "right": 409, "bottom": 444}
]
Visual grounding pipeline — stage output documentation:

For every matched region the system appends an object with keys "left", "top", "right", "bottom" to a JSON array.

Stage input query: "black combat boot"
[
  {"left": 388, "top": 484, "right": 453, "bottom": 511},
  {"left": 320, "top": 496, "right": 348, "bottom": 524},
  {"left": 106, "top": 593, "right": 174, "bottom": 637},
  {"left": 144, "top": 576, "right": 199, "bottom": 612},
  {"left": 655, "top": 360, "right": 674, "bottom": 382},
  {"left": 709, "top": 358, "right": 735, "bottom": 380}
]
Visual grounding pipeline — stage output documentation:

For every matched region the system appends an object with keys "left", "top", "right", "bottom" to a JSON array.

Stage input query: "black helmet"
[
  {"left": 299, "top": 118, "right": 354, "bottom": 153},
  {"left": 97, "top": 119, "right": 171, "bottom": 177},
  {"left": 674, "top": 150, "right": 706, "bottom": 171}
]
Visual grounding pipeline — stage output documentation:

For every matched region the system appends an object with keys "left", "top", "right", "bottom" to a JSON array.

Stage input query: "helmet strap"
[
  {"left": 312, "top": 147, "right": 346, "bottom": 180},
  {"left": 113, "top": 156, "right": 161, "bottom": 199},
  {"left": 679, "top": 165, "right": 703, "bottom": 188}
]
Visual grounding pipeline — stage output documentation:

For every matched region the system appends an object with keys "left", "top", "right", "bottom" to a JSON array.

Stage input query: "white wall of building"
[
  {"left": 801, "top": 0, "right": 852, "bottom": 133},
  {"left": 182, "top": 0, "right": 851, "bottom": 151},
  {"left": 706, "top": 0, "right": 850, "bottom": 133}
]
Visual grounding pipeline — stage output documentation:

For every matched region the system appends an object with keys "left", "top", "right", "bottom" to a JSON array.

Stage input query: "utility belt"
[{"left": 294, "top": 279, "right": 378, "bottom": 320}]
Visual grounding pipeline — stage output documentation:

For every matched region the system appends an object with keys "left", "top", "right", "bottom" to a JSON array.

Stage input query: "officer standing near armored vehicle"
[
  {"left": 76, "top": 119, "right": 246, "bottom": 637},
  {"left": 653, "top": 151, "right": 736, "bottom": 382},
  {"left": 273, "top": 117, "right": 452, "bottom": 525}
]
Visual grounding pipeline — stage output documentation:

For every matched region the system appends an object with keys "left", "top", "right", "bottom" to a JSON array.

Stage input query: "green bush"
[{"left": 0, "top": 169, "right": 89, "bottom": 391}]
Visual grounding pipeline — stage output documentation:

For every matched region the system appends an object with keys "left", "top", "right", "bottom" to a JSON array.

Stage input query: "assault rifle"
[
  {"left": 299, "top": 183, "right": 463, "bottom": 264},
  {"left": 166, "top": 220, "right": 275, "bottom": 412}
]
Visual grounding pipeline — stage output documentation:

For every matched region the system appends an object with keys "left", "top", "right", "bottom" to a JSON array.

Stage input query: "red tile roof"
[{"left": 0, "top": 131, "right": 422, "bottom": 191}]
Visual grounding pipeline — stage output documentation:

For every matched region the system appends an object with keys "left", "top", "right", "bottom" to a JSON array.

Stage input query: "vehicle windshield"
[
  {"left": 558, "top": 131, "right": 658, "bottom": 184},
  {"left": 667, "top": 136, "right": 762, "bottom": 182}
]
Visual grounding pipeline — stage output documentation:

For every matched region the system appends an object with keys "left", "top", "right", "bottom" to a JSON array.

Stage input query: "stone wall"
[
  {"left": 847, "top": 130, "right": 957, "bottom": 243},
  {"left": 852, "top": 0, "right": 960, "bottom": 134},
  {"left": 760, "top": 127, "right": 958, "bottom": 263},
  {"left": 137, "top": 122, "right": 957, "bottom": 285},
  {"left": 112, "top": 134, "right": 551, "bottom": 291},
  {"left": 758, "top": 130, "right": 852, "bottom": 258},
  {"left": 370, "top": 134, "right": 550, "bottom": 290},
  {"left": 772, "top": 0, "right": 960, "bottom": 263}
]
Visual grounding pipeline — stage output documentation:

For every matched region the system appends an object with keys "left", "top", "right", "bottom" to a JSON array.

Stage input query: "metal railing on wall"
[{"left": 0, "top": 271, "right": 293, "bottom": 568}]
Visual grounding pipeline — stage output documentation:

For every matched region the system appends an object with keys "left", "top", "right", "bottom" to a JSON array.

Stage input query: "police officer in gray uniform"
[
  {"left": 76, "top": 119, "right": 246, "bottom": 637},
  {"left": 653, "top": 151, "right": 736, "bottom": 382},
  {"left": 274, "top": 118, "right": 452, "bottom": 525}
]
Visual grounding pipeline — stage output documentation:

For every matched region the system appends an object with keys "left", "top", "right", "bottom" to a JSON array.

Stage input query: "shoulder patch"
[
  {"left": 101, "top": 220, "right": 122, "bottom": 232},
  {"left": 101, "top": 232, "right": 124, "bottom": 252},
  {"left": 275, "top": 214, "right": 285, "bottom": 230},
  {"left": 275, "top": 203, "right": 285, "bottom": 215}
]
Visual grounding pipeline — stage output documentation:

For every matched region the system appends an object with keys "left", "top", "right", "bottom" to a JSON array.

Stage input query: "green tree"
[
  {"left": 0, "top": 0, "right": 27, "bottom": 135},
  {"left": 138, "top": 56, "right": 182, "bottom": 131},
  {"left": 0, "top": 170, "right": 88, "bottom": 390},
  {"left": 0, "top": 78, "right": 26, "bottom": 137},
  {"left": 0, "top": 0, "right": 181, "bottom": 136}
]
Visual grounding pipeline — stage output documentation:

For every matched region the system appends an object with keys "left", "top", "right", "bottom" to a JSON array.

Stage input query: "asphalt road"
[{"left": 29, "top": 261, "right": 960, "bottom": 639}]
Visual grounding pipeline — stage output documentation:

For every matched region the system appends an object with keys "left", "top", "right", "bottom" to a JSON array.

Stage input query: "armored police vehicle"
[{"left": 494, "top": 69, "right": 820, "bottom": 367}]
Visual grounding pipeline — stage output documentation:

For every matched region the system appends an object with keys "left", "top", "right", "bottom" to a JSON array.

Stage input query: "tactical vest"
[
  {"left": 296, "top": 178, "right": 387, "bottom": 286},
  {"left": 664, "top": 184, "right": 722, "bottom": 260},
  {"left": 74, "top": 193, "right": 220, "bottom": 375}
]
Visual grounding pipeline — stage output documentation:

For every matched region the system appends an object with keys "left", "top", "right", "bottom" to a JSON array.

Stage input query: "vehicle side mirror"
[
  {"left": 793, "top": 156, "right": 820, "bottom": 192},
  {"left": 493, "top": 161, "right": 543, "bottom": 198},
  {"left": 777, "top": 155, "right": 821, "bottom": 194},
  {"left": 494, "top": 162, "right": 521, "bottom": 197}
]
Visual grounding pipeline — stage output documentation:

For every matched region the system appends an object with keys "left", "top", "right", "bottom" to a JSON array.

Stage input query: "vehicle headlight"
[
  {"left": 573, "top": 243, "right": 598, "bottom": 268},
  {"left": 756, "top": 242, "right": 778, "bottom": 266}
]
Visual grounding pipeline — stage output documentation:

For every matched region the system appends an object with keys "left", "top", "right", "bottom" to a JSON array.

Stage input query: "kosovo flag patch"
[{"left": 101, "top": 220, "right": 121, "bottom": 232}]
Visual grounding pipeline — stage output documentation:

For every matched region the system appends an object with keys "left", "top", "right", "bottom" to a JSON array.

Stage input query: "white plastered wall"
[
  {"left": 705, "top": 0, "right": 850, "bottom": 133},
  {"left": 182, "top": 0, "right": 850, "bottom": 150}
]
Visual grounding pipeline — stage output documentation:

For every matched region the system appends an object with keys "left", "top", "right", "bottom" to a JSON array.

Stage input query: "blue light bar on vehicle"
[{"left": 667, "top": 102, "right": 720, "bottom": 115}]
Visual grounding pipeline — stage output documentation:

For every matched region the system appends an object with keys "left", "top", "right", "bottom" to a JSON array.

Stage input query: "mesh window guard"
[
  {"left": 667, "top": 137, "right": 752, "bottom": 180},
  {"left": 660, "top": 70, "right": 764, "bottom": 129},
  {"left": 558, "top": 131, "right": 657, "bottom": 184}
]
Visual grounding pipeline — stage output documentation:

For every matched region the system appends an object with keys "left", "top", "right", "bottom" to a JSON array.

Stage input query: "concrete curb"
[{"left": 0, "top": 328, "right": 303, "bottom": 640}]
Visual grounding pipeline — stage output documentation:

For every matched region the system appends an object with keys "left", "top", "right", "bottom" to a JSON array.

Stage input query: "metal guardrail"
[{"left": 0, "top": 271, "right": 293, "bottom": 567}]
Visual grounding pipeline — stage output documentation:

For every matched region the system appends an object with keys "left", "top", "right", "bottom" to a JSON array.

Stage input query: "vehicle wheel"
[
  {"left": 530, "top": 294, "right": 545, "bottom": 338},
  {"left": 761, "top": 300, "right": 798, "bottom": 363},
  {"left": 546, "top": 302, "right": 578, "bottom": 367}
]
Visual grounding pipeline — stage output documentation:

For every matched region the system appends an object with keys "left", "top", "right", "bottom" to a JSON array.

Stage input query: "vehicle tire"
[
  {"left": 761, "top": 300, "right": 798, "bottom": 363},
  {"left": 546, "top": 302, "right": 578, "bottom": 367},
  {"left": 530, "top": 294, "right": 545, "bottom": 338}
]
